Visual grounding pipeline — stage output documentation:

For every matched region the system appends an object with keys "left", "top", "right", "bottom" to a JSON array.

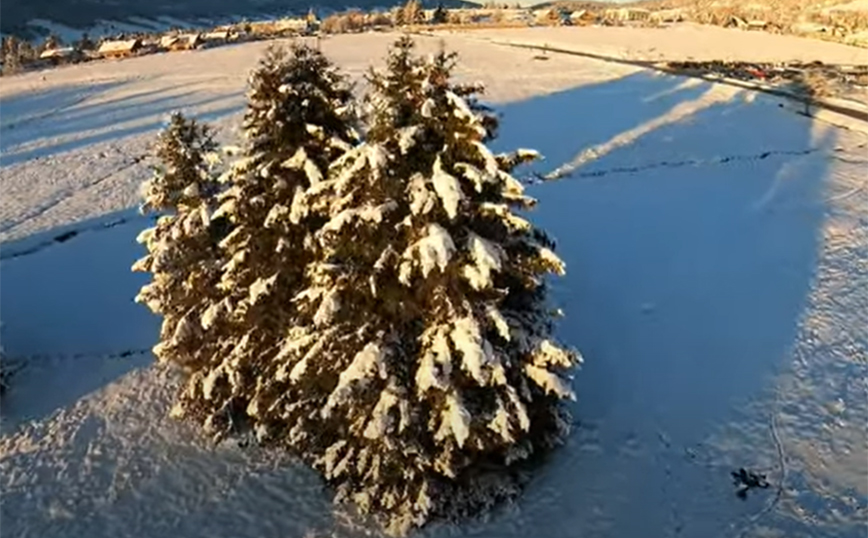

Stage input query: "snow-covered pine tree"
[
  {"left": 362, "top": 35, "right": 425, "bottom": 142},
  {"left": 132, "top": 112, "right": 225, "bottom": 390},
  {"left": 281, "top": 38, "right": 581, "bottom": 534},
  {"left": 161, "top": 43, "right": 359, "bottom": 442}
]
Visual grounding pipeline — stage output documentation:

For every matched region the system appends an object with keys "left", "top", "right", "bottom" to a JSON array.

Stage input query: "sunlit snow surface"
[{"left": 1, "top": 30, "right": 866, "bottom": 538}]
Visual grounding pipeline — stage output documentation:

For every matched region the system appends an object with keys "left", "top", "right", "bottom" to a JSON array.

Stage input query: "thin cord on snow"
[
  {"left": 733, "top": 389, "right": 787, "bottom": 538},
  {"left": 526, "top": 147, "right": 820, "bottom": 185}
]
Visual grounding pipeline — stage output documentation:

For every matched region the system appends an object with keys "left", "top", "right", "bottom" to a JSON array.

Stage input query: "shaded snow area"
[{"left": 1, "top": 31, "right": 867, "bottom": 538}]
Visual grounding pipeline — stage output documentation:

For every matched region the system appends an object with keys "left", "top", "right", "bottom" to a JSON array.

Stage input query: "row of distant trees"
[
  {"left": 1, "top": 33, "right": 96, "bottom": 74},
  {"left": 318, "top": 0, "right": 566, "bottom": 35},
  {"left": 320, "top": 1, "right": 452, "bottom": 34},
  {"left": 0, "top": 2, "right": 594, "bottom": 76}
]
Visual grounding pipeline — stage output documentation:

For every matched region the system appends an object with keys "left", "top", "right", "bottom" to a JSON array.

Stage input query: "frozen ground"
[{"left": 1, "top": 30, "right": 866, "bottom": 538}]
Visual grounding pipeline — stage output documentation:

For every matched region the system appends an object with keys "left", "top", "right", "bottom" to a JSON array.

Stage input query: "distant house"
[
  {"left": 651, "top": 9, "right": 684, "bottom": 23},
  {"left": 504, "top": 9, "right": 533, "bottom": 23},
  {"left": 724, "top": 15, "right": 748, "bottom": 29},
  {"left": 845, "top": 30, "right": 868, "bottom": 47},
  {"left": 791, "top": 22, "right": 829, "bottom": 35},
  {"left": 39, "top": 47, "right": 83, "bottom": 65},
  {"left": 97, "top": 39, "right": 142, "bottom": 59},
  {"left": 532, "top": 9, "right": 553, "bottom": 22},
  {"left": 159, "top": 35, "right": 179, "bottom": 49},
  {"left": 161, "top": 34, "right": 202, "bottom": 51},
  {"left": 604, "top": 8, "right": 650, "bottom": 23},
  {"left": 746, "top": 20, "right": 769, "bottom": 31},
  {"left": 274, "top": 17, "right": 312, "bottom": 35},
  {"left": 569, "top": 10, "right": 596, "bottom": 25},
  {"left": 203, "top": 29, "right": 231, "bottom": 42},
  {"left": 627, "top": 8, "right": 651, "bottom": 22}
]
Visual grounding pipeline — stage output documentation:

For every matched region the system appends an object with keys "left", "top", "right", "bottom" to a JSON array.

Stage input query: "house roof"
[
  {"left": 97, "top": 39, "right": 140, "bottom": 53},
  {"left": 39, "top": 47, "right": 78, "bottom": 59}
]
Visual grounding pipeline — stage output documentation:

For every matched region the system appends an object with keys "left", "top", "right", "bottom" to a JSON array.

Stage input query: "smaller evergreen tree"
[
  {"left": 76, "top": 33, "right": 95, "bottom": 51},
  {"left": 402, "top": 0, "right": 425, "bottom": 25},
  {"left": 42, "top": 33, "right": 63, "bottom": 52},
  {"left": 431, "top": 4, "right": 449, "bottom": 25},
  {"left": 132, "top": 113, "right": 227, "bottom": 416},
  {"left": 2, "top": 36, "right": 22, "bottom": 74},
  {"left": 391, "top": 6, "right": 405, "bottom": 26}
]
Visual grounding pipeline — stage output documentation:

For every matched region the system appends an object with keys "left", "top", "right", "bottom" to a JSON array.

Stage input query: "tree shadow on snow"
[
  {"left": 0, "top": 83, "right": 245, "bottom": 166},
  {"left": 0, "top": 80, "right": 124, "bottom": 132},
  {"left": 0, "top": 206, "right": 346, "bottom": 538},
  {"left": 492, "top": 71, "right": 711, "bottom": 179},
  {"left": 458, "top": 75, "right": 834, "bottom": 538},
  {"left": 0, "top": 71, "right": 837, "bottom": 538},
  {"left": 0, "top": 208, "right": 159, "bottom": 428}
]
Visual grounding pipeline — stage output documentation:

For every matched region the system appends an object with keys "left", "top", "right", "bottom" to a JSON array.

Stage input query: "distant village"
[{"left": 2, "top": 0, "right": 867, "bottom": 76}]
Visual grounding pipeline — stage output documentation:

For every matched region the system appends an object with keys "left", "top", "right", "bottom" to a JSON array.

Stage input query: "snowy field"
[
  {"left": 443, "top": 23, "right": 868, "bottom": 64},
  {"left": 1, "top": 30, "right": 867, "bottom": 538}
]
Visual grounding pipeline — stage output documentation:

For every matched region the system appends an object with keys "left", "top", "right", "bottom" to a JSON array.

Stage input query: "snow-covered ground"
[
  {"left": 1, "top": 30, "right": 866, "bottom": 538},
  {"left": 456, "top": 23, "right": 868, "bottom": 64}
]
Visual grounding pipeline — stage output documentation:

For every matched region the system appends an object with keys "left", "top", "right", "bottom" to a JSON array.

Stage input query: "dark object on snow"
[
  {"left": 0, "top": 354, "right": 24, "bottom": 397},
  {"left": 731, "top": 467, "right": 770, "bottom": 499},
  {"left": 53, "top": 230, "right": 79, "bottom": 243}
]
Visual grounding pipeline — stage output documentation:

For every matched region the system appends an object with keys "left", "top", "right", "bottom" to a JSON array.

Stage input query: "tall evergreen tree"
[
  {"left": 76, "top": 33, "right": 95, "bottom": 51},
  {"left": 2, "top": 36, "right": 22, "bottom": 74},
  {"left": 431, "top": 3, "right": 449, "bottom": 25},
  {"left": 165, "top": 43, "right": 359, "bottom": 442},
  {"left": 42, "top": 33, "right": 63, "bottom": 52},
  {"left": 282, "top": 39, "right": 580, "bottom": 534},
  {"left": 402, "top": 0, "right": 425, "bottom": 25},
  {"left": 362, "top": 36, "right": 426, "bottom": 141}
]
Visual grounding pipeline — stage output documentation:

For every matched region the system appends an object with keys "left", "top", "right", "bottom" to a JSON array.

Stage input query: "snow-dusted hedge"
[{"left": 133, "top": 38, "right": 581, "bottom": 535}]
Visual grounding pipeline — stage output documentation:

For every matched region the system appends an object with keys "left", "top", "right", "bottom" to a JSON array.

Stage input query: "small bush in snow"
[{"left": 134, "top": 38, "right": 580, "bottom": 536}]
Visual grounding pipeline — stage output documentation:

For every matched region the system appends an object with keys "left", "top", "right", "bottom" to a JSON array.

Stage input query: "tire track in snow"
[
  {"left": 0, "top": 147, "right": 829, "bottom": 262},
  {"left": 1, "top": 348, "right": 152, "bottom": 388},
  {"left": 5, "top": 141, "right": 860, "bottom": 261},
  {"left": 532, "top": 147, "right": 821, "bottom": 183}
]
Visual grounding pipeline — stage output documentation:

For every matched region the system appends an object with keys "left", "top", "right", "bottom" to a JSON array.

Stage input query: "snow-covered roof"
[
  {"left": 203, "top": 30, "right": 230, "bottom": 40},
  {"left": 160, "top": 34, "right": 200, "bottom": 47},
  {"left": 97, "top": 39, "right": 140, "bottom": 54},
  {"left": 275, "top": 18, "right": 309, "bottom": 30},
  {"left": 39, "top": 47, "right": 78, "bottom": 59}
]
